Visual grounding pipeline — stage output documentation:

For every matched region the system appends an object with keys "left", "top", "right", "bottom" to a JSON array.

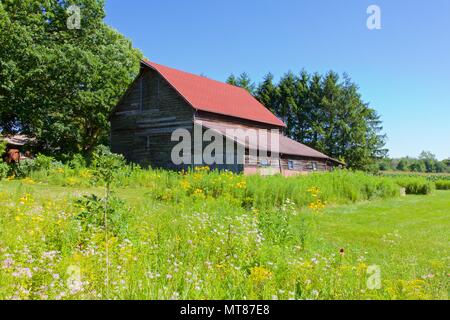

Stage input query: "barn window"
[
  {"left": 288, "top": 160, "right": 294, "bottom": 170},
  {"left": 311, "top": 161, "right": 318, "bottom": 171}
]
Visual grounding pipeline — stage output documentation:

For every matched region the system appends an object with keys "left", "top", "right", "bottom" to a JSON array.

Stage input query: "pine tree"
[
  {"left": 236, "top": 72, "right": 255, "bottom": 94},
  {"left": 255, "top": 73, "right": 278, "bottom": 114},
  {"left": 226, "top": 74, "right": 238, "bottom": 86}
]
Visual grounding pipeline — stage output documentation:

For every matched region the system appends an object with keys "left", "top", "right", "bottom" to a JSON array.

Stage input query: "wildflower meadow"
[{"left": 0, "top": 157, "right": 448, "bottom": 300}]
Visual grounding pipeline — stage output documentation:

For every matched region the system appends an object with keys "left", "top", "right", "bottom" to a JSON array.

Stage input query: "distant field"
[{"left": 0, "top": 169, "right": 448, "bottom": 300}]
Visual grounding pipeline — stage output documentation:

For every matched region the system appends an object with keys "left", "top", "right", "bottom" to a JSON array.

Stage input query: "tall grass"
[
  {"left": 393, "top": 177, "right": 435, "bottom": 195},
  {"left": 435, "top": 180, "right": 450, "bottom": 190},
  {"left": 24, "top": 166, "right": 401, "bottom": 209},
  {"left": 0, "top": 167, "right": 447, "bottom": 300}
]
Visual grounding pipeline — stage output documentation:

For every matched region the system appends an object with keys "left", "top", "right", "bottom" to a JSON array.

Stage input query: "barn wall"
[
  {"left": 190, "top": 125, "right": 244, "bottom": 173},
  {"left": 111, "top": 68, "right": 194, "bottom": 168},
  {"left": 280, "top": 156, "right": 331, "bottom": 176},
  {"left": 244, "top": 152, "right": 281, "bottom": 176}
]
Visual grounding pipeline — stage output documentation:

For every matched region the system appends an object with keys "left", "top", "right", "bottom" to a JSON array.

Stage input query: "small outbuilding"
[
  {"left": 1, "top": 135, "right": 34, "bottom": 163},
  {"left": 110, "top": 60, "right": 343, "bottom": 175}
]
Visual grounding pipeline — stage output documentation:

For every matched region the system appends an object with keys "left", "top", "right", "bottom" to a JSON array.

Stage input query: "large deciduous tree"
[{"left": 0, "top": 0, "right": 142, "bottom": 158}]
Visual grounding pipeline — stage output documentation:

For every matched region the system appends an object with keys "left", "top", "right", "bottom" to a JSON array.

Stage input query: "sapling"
[{"left": 92, "top": 147, "right": 125, "bottom": 298}]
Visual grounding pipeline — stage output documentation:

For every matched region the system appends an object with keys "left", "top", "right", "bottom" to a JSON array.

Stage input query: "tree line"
[
  {"left": 227, "top": 72, "right": 388, "bottom": 171},
  {"left": 378, "top": 151, "right": 450, "bottom": 173}
]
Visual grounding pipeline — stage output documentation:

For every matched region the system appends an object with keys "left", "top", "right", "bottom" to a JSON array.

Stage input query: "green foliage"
[
  {"left": 92, "top": 146, "right": 125, "bottom": 190},
  {"left": 13, "top": 154, "right": 59, "bottom": 178},
  {"left": 435, "top": 180, "right": 450, "bottom": 190},
  {"left": 0, "top": 0, "right": 142, "bottom": 157},
  {"left": 0, "top": 162, "right": 8, "bottom": 180},
  {"left": 0, "top": 139, "right": 6, "bottom": 157},
  {"left": 68, "top": 153, "right": 87, "bottom": 169},
  {"left": 231, "top": 70, "right": 387, "bottom": 171},
  {"left": 379, "top": 152, "right": 450, "bottom": 174},
  {"left": 33, "top": 154, "right": 55, "bottom": 171},
  {"left": 227, "top": 73, "right": 255, "bottom": 94},
  {"left": 394, "top": 177, "right": 435, "bottom": 195},
  {"left": 75, "top": 194, "right": 131, "bottom": 238}
]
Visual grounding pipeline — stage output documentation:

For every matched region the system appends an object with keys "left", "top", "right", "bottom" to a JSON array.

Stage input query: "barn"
[
  {"left": 0, "top": 135, "right": 34, "bottom": 163},
  {"left": 110, "top": 60, "right": 343, "bottom": 175}
]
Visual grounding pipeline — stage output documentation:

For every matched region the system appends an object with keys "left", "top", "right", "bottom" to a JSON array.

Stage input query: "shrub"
[
  {"left": 68, "top": 154, "right": 87, "bottom": 169},
  {"left": 0, "top": 162, "right": 9, "bottom": 180},
  {"left": 13, "top": 159, "right": 35, "bottom": 178},
  {"left": 435, "top": 180, "right": 450, "bottom": 190},
  {"left": 395, "top": 177, "right": 435, "bottom": 195},
  {"left": 13, "top": 154, "right": 59, "bottom": 178},
  {"left": 74, "top": 194, "right": 131, "bottom": 238},
  {"left": 33, "top": 154, "right": 56, "bottom": 171}
]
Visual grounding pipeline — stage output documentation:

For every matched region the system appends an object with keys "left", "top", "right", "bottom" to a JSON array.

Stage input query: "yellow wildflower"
[{"left": 250, "top": 266, "right": 273, "bottom": 283}]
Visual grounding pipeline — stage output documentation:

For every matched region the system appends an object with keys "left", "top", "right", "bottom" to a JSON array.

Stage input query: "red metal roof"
[{"left": 142, "top": 60, "right": 286, "bottom": 127}]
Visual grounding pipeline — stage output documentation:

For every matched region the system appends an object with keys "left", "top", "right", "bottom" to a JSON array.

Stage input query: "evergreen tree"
[
  {"left": 226, "top": 74, "right": 238, "bottom": 86},
  {"left": 236, "top": 72, "right": 255, "bottom": 94},
  {"left": 255, "top": 73, "right": 278, "bottom": 114},
  {"left": 277, "top": 72, "right": 298, "bottom": 136},
  {"left": 227, "top": 69, "right": 389, "bottom": 170}
]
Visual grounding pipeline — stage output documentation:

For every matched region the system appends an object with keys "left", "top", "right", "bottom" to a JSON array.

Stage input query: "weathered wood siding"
[
  {"left": 111, "top": 68, "right": 194, "bottom": 168},
  {"left": 280, "top": 156, "right": 331, "bottom": 176},
  {"left": 191, "top": 125, "right": 244, "bottom": 173}
]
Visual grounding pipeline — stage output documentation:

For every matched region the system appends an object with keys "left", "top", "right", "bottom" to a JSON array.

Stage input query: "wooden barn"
[
  {"left": 110, "top": 60, "right": 343, "bottom": 175},
  {"left": 0, "top": 135, "right": 34, "bottom": 163}
]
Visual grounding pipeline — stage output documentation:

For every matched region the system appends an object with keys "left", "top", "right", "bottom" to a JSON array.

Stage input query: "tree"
[
  {"left": 443, "top": 159, "right": 450, "bottom": 170},
  {"left": 92, "top": 145, "right": 125, "bottom": 297},
  {"left": 434, "top": 161, "right": 447, "bottom": 173},
  {"left": 255, "top": 73, "right": 278, "bottom": 114},
  {"left": 0, "top": 0, "right": 142, "bottom": 158},
  {"left": 227, "top": 69, "right": 388, "bottom": 170},
  {"left": 226, "top": 74, "right": 238, "bottom": 86},
  {"left": 277, "top": 72, "right": 298, "bottom": 136},
  {"left": 418, "top": 151, "right": 437, "bottom": 173},
  {"left": 409, "top": 160, "right": 426, "bottom": 172},
  {"left": 236, "top": 72, "right": 255, "bottom": 94},
  {"left": 396, "top": 159, "right": 409, "bottom": 171}
]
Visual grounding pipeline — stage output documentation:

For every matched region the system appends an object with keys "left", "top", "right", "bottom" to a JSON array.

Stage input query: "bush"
[
  {"left": 74, "top": 194, "right": 131, "bottom": 238},
  {"left": 68, "top": 154, "right": 87, "bottom": 169},
  {"left": 12, "top": 154, "right": 60, "bottom": 178},
  {"left": 33, "top": 154, "right": 56, "bottom": 171},
  {"left": 13, "top": 159, "right": 35, "bottom": 178},
  {"left": 0, "top": 162, "right": 9, "bottom": 180},
  {"left": 395, "top": 177, "right": 435, "bottom": 195},
  {"left": 435, "top": 180, "right": 450, "bottom": 190}
]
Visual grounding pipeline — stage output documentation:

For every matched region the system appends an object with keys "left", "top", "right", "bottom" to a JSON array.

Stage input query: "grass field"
[{"left": 0, "top": 171, "right": 448, "bottom": 300}]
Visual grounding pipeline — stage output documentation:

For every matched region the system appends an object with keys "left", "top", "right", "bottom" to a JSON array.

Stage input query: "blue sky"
[{"left": 105, "top": 0, "right": 450, "bottom": 160}]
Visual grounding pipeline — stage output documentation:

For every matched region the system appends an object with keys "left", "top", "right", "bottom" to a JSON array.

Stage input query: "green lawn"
[
  {"left": 0, "top": 180, "right": 448, "bottom": 300},
  {"left": 309, "top": 192, "right": 449, "bottom": 281}
]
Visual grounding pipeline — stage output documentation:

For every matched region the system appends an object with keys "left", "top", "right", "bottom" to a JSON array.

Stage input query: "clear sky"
[{"left": 104, "top": 0, "right": 450, "bottom": 160}]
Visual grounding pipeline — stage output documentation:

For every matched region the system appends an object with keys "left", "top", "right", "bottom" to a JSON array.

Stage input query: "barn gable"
[{"left": 111, "top": 67, "right": 194, "bottom": 167}]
